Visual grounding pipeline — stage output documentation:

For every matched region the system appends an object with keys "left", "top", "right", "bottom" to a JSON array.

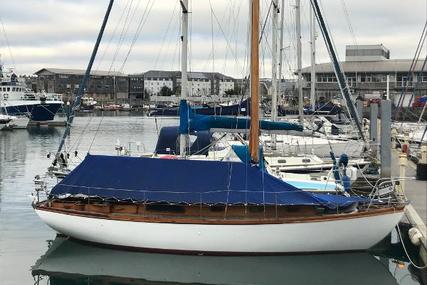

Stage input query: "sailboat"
[{"left": 33, "top": 0, "right": 406, "bottom": 254}]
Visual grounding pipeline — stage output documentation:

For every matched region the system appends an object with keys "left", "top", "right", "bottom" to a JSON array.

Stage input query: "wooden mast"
[{"left": 249, "top": 0, "right": 260, "bottom": 163}]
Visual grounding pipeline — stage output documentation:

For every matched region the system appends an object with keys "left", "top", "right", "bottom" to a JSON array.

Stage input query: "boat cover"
[
  {"left": 50, "top": 154, "right": 367, "bottom": 209},
  {"left": 179, "top": 100, "right": 303, "bottom": 134},
  {"left": 155, "top": 126, "right": 212, "bottom": 155}
]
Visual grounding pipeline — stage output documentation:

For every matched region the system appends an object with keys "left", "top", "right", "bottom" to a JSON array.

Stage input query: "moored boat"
[
  {"left": 33, "top": 0, "right": 407, "bottom": 256},
  {"left": 34, "top": 154, "right": 405, "bottom": 254},
  {"left": 0, "top": 64, "right": 63, "bottom": 122}
]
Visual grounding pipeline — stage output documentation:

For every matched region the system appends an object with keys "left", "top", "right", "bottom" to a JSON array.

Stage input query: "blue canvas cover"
[
  {"left": 154, "top": 126, "right": 212, "bottom": 155},
  {"left": 179, "top": 100, "right": 303, "bottom": 134},
  {"left": 50, "top": 155, "right": 367, "bottom": 209}
]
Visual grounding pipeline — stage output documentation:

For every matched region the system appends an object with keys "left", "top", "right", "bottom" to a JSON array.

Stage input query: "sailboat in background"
[{"left": 33, "top": 0, "right": 406, "bottom": 254}]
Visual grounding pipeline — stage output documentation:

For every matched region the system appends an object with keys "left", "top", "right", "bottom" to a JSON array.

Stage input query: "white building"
[
  {"left": 142, "top": 70, "right": 235, "bottom": 97},
  {"left": 143, "top": 70, "right": 175, "bottom": 96}
]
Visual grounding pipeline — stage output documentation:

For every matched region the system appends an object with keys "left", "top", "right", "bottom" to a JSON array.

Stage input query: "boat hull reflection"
[{"left": 32, "top": 236, "right": 398, "bottom": 285}]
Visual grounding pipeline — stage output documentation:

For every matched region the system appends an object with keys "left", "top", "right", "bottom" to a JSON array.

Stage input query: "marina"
[
  {"left": 0, "top": 116, "right": 426, "bottom": 284},
  {"left": 0, "top": 0, "right": 426, "bottom": 284}
]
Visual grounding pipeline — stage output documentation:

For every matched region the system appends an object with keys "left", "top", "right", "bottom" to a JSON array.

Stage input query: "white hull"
[
  {"left": 36, "top": 209, "right": 403, "bottom": 253},
  {"left": 262, "top": 135, "right": 365, "bottom": 158},
  {"left": 9, "top": 115, "right": 29, "bottom": 129}
]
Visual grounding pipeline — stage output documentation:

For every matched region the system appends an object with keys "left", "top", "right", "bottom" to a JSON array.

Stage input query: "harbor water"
[{"left": 0, "top": 114, "right": 425, "bottom": 285}]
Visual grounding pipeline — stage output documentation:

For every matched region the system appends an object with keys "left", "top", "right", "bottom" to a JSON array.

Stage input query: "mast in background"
[
  {"left": 310, "top": 6, "right": 316, "bottom": 111},
  {"left": 55, "top": 0, "right": 114, "bottom": 158},
  {"left": 310, "top": 0, "right": 366, "bottom": 143},
  {"left": 179, "top": 0, "right": 189, "bottom": 157},
  {"left": 271, "top": 0, "right": 280, "bottom": 148},
  {"left": 249, "top": 0, "right": 260, "bottom": 163},
  {"left": 278, "top": 0, "right": 285, "bottom": 110},
  {"left": 296, "top": 0, "right": 304, "bottom": 124}
]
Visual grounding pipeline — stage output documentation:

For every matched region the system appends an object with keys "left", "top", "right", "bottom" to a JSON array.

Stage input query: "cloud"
[{"left": 0, "top": 0, "right": 425, "bottom": 78}]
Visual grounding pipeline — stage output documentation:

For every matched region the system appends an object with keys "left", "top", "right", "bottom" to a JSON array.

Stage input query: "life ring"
[{"left": 159, "top": 155, "right": 177, "bottom": 159}]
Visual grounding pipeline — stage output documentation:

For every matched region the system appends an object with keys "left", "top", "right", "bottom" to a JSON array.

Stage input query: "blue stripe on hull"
[{"left": 2, "top": 103, "right": 63, "bottom": 121}]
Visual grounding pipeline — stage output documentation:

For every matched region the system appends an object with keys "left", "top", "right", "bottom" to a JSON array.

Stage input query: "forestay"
[{"left": 50, "top": 155, "right": 367, "bottom": 209}]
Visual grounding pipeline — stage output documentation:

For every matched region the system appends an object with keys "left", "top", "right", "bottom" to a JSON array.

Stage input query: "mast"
[
  {"left": 179, "top": 0, "right": 189, "bottom": 157},
  {"left": 249, "top": 0, "right": 260, "bottom": 163},
  {"left": 310, "top": 6, "right": 316, "bottom": 111},
  {"left": 271, "top": 0, "right": 279, "bottom": 148},
  {"left": 55, "top": 0, "right": 114, "bottom": 157},
  {"left": 296, "top": 0, "right": 304, "bottom": 124},
  {"left": 278, "top": 0, "right": 285, "bottom": 106},
  {"left": 310, "top": 0, "right": 366, "bottom": 143}
]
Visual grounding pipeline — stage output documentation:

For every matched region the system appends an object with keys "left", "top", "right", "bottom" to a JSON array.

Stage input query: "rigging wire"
[
  {"left": 153, "top": 1, "right": 179, "bottom": 69},
  {"left": 108, "top": 0, "right": 136, "bottom": 72},
  {"left": 119, "top": 0, "right": 155, "bottom": 72},
  {"left": 340, "top": 0, "right": 357, "bottom": 46},
  {"left": 0, "top": 16, "right": 16, "bottom": 68},
  {"left": 95, "top": 0, "right": 133, "bottom": 72},
  {"left": 396, "top": 21, "right": 427, "bottom": 119}
]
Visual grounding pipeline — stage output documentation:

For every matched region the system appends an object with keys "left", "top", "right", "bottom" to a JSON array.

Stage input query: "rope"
[{"left": 396, "top": 223, "right": 427, "bottom": 269}]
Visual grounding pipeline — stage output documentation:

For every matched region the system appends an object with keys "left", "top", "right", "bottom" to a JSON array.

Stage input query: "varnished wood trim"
[{"left": 35, "top": 202, "right": 405, "bottom": 225}]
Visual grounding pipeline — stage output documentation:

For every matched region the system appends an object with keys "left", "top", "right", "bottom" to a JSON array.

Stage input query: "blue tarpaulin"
[
  {"left": 179, "top": 100, "right": 303, "bottom": 134},
  {"left": 50, "top": 155, "right": 367, "bottom": 209}
]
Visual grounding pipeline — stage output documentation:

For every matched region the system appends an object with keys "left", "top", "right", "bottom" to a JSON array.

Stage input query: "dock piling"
[
  {"left": 369, "top": 103, "right": 378, "bottom": 158},
  {"left": 380, "top": 100, "right": 392, "bottom": 178},
  {"left": 356, "top": 100, "right": 364, "bottom": 124}
]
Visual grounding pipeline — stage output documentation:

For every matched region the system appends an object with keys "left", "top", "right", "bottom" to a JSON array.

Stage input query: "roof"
[
  {"left": 346, "top": 44, "right": 389, "bottom": 51},
  {"left": 34, "top": 68, "right": 125, "bottom": 77},
  {"left": 301, "top": 59, "right": 426, "bottom": 74},
  {"left": 144, "top": 70, "right": 235, "bottom": 81},
  {"left": 143, "top": 70, "right": 179, "bottom": 79}
]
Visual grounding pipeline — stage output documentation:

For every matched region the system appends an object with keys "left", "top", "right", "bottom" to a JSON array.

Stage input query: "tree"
[
  {"left": 143, "top": 88, "right": 151, "bottom": 101},
  {"left": 224, "top": 89, "right": 234, "bottom": 96},
  {"left": 159, "top": 86, "right": 173, "bottom": 96},
  {"left": 224, "top": 85, "right": 243, "bottom": 96}
]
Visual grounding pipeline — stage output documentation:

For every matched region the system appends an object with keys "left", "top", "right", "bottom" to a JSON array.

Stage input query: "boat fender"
[
  {"left": 408, "top": 227, "right": 422, "bottom": 246},
  {"left": 345, "top": 167, "right": 358, "bottom": 181},
  {"left": 342, "top": 175, "right": 351, "bottom": 192}
]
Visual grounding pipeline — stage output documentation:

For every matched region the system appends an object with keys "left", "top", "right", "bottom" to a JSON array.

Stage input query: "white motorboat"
[{"left": 0, "top": 64, "right": 63, "bottom": 123}]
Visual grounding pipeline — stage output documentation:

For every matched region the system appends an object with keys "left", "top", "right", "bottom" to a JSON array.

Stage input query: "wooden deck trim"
[{"left": 35, "top": 201, "right": 405, "bottom": 225}]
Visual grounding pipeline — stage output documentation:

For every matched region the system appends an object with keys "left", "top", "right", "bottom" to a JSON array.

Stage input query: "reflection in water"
[
  {"left": 32, "top": 236, "right": 402, "bottom": 285},
  {"left": 26, "top": 126, "right": 61, "bottom": 136}
]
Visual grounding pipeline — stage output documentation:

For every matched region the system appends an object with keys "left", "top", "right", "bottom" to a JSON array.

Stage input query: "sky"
[{"left": 0, "top": 0, "right": 426, "bottom": 79}]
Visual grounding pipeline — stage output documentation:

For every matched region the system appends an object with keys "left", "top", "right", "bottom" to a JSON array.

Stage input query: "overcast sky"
[{"left": 0, "top": 0, "right": 425, "bottom": 78}]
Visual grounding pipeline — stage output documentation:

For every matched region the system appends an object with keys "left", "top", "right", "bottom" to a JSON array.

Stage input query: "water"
[{"left": 0, "top": 114, "right": 425, "bottom": 285}]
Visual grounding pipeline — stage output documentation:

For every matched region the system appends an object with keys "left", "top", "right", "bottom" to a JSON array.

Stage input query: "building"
[
  {"left": 34, "top": 68, "right": 129, "bottom": 104},
  {"left": 345, "top": 44, "right": 390, "bottom": 62},
  {"left": 301, "top": 45, "right": 427, "bottom": 106},
  {"left": 139, "top": 70, "right": 236, "bottom": 97},
  {"left": 128, "top": 73, "right": 145, "bottom": 106}
]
